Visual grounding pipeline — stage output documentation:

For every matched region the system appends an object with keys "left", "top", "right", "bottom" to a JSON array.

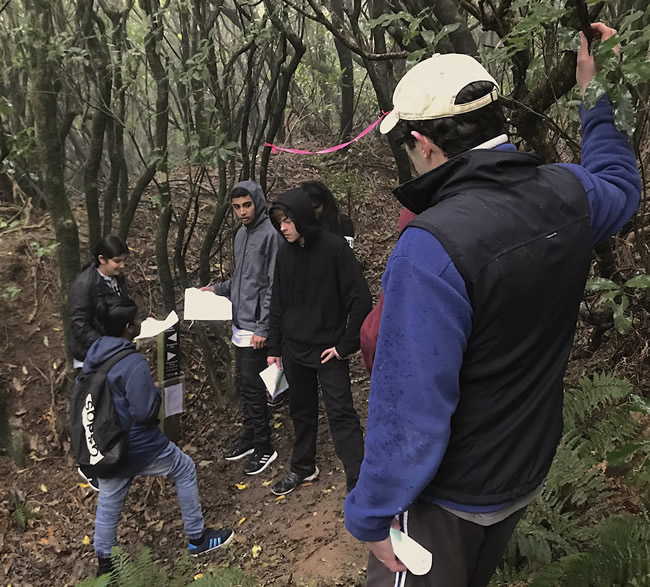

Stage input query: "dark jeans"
[
  {"left": 235, "top": 346, "right": 272, "bottom": 453},
  {"left": 282, "top": 355, "right": 364, "bottom": 486},
  {"left": 366, "top": 500, "right": 527, "bottom": 587}
]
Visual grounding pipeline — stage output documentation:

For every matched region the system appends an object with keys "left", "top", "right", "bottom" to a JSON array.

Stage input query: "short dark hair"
[
  {"left": 231, "top": 186, "right": 251, "bottom": 200},
  {"left": 300, "top": 181, "right": 340, "bottom": 234},
  {"left": 394, "top": 81, "right": 506, "bottom": 158},
  {"left": 93, "top": 235, "right": 129, "bottom": 266},
  {"left": 96, "top": 295, "right": 138, "bottom": 337}
]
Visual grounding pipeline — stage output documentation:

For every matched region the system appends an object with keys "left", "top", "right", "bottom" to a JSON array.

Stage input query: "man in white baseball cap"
[{"left": 345, "top": 25, "right": 641, "bottom": 587}]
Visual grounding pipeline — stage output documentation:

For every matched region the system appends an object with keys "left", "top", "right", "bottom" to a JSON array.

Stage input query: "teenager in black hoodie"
[{"left": 267, "top": 187, "right": 372, "bottom": 496}]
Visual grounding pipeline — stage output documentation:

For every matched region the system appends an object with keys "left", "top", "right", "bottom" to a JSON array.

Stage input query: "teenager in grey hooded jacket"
[{"left": 204, "top": 180, "right": 280, "bottom": 476}]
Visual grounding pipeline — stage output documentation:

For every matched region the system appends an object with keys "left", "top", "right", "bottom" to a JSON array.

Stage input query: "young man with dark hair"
[
  {"left": 202, "top": 180, "right": 279, "bottom": 476},
  {"left": 344, "top": 25, "right": 641, "bottom": 587},
  {"left": 266, "top": 188, "right": 372, "bottom": 496}
]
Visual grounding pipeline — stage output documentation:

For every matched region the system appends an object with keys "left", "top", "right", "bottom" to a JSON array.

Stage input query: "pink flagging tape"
[{"left": 265, "top": 112, "right": 389, "bottom": 155}]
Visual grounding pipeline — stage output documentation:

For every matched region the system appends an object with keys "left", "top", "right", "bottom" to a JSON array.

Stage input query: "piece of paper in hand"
[
  {"left": 135, "top": 311, "right": 179, "bottom": 340},
  {"left": 184, "top": 287, "right": 232, "bottom": 321},
  {"left": 389, "top": 528, "right": 432, "bottom": 576},
  {"left": 259, "top": 363, "right": 289, "bottom": 399}
]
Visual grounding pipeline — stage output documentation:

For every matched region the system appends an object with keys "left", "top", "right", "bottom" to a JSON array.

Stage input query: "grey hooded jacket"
[{"left": 211, "top": 180, "right": 279, "bottom": 338}]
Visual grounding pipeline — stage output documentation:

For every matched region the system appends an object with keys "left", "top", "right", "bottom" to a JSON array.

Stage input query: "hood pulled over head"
[
  {"left": 233, "top": 179, "right": 267, "bottom": 226},
  {"left": 270, "top": 188, "right": 321, "bottom": 245}
]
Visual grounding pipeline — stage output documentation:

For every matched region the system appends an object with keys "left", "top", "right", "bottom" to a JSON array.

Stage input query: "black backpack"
[{"left": 70, "top": 349, "right": 136, "bottom": 477}]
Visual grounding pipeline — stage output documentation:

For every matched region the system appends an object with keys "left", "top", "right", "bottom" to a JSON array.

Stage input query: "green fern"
[
  {"left": 75, "top": 547, "right": 257, "bottom": 586},
  {"left": 8, "top": 489, "right": 39, "bottom": 531},
  {"left": 501, "top": 373, "right": 642, "bottom": 572},
  {"left": 528, "top": 516, "right": 650, "bottom": 587}
]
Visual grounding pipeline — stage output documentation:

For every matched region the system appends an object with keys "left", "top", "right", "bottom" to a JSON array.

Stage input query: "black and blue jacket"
[{"left": 344, "top": 98, "right": 641, "bottom": 542}]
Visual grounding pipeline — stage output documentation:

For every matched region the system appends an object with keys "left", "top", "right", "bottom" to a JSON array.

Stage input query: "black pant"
[
  {"left": 366, "top": 500, "right": 527, "bottom": 587},
  {"left": 235, "top": 346, "right": 272, "bottom": 453},
  {"left": 282, "top": 355, "right": 364, "bottom": 486}
]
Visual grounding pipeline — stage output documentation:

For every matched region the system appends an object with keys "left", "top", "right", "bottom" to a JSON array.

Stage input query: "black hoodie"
[{"left": 268, "top": 188, "right": 371, "bottom": 366}]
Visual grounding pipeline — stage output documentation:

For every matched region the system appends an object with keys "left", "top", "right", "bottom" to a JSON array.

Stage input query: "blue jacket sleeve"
[
  {"left": 558, "top": 98, "right": 641, "bottom": 245},
  {"left": 344, "top": 229, "right": 472, "bottom": 542},
  {"left": 124, "top": 355, "right": 161, "bottom": 425}
]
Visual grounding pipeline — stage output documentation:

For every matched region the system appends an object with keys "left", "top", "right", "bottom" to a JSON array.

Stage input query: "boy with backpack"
[
  {"left": 266, "top": 187, "right": 372, "bottom": 495},
  {"left": 73, "top": 295, "right": 233, "bottom": 577},
  {"left": 201, "top": 180, "right": 280, "bottom": 475}
]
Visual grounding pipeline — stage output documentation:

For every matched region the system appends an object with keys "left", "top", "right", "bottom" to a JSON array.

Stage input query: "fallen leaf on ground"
[
  {"left": 252, "top": 545, "right": 262, "bottom": 558},
  {"left": 235, "top": 483, "right": 248, "bottom": 490},
  {"left": 262, "top": 480, "right": 272, "bottom": 487},
  {"left": 40, "top": 484, "right": 48, "bottom": 492},
  {"left": 82, "top": 535, "right": 91, "bottom": 545},
  {"left": 274, "top": 495, "right": 285, "bottom": 501},
  {"left": 238, "top": 517, "right": 247, "bottom": 525}
]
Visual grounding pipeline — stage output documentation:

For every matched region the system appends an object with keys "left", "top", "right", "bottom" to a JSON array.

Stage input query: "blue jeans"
[{"left": 94, "top": 442, "right": 204, "bottom": 557}]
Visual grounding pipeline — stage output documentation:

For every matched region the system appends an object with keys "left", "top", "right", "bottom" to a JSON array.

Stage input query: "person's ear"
[
  {"left": 97, "top": 254, "right": 107, "bottom": 265},
  {"left": 410, "top": 131, "right": 434, "bottom": 158}
]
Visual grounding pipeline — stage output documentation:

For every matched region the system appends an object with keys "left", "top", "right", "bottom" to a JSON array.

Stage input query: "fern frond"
[
  {"left": 564, "top": 372, "right": 633, "bottom": 431},
  {"left": 528, "top": 516, "right": 650, "bottom": 587}
]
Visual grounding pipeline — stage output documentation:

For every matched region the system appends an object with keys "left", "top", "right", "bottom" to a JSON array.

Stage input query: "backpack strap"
[{"left": 96, "top": 348, "right": 138, "bottom": 374}]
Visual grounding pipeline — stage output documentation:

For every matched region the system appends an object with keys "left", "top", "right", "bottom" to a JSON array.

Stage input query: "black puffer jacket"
[{"left": 67, "top": 263, "right": 128, "bottom": 362}]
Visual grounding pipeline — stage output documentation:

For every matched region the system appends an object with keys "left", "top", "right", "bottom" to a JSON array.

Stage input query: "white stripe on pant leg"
[{"left": 394, "top": 510, "right": 409, "bottom": 587}]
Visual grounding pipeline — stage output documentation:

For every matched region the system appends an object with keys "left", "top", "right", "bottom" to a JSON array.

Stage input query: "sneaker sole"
[
  {"left": 271, "top": 467, "right": 319, "bottom": 496},
  {"left": 224, "top": 448, "right": 254, "bottom": 462},
  {"left": 244, "top": 451, "right": 278, "bottom": 476},
  {"left": 189, "top": 531, "right": 235, "bottom": 557},
  {"left": 78, "top": 467, "right": 100, "bottom": 492}
]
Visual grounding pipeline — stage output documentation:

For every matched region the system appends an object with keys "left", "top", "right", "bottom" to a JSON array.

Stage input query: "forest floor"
[{"left": 1, "top": 144, "right": 649, "bottom": 586}]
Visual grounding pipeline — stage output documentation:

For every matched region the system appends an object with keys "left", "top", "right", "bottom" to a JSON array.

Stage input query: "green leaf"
[
  {"left": 406, "top": 49, "right": 426, "bottom": 62},
  {"left": 612, "top": 295, "right": 631, "bottom": 334},
  {"left": 617, "top": 10, "right": 643, "bottom": 32},
  {"left": 431, "top": 23, "right": 461, "bottom": 48},
  {"left": 611, "top": 85, "right": 636, "bottom": 134},
  {"left": 622, "top": 60, "right": 650, "bottom": 86},
  {"left": 607, "top": 440, "right": 650, "bottom": 466},
  {"left": 623, "top": 274, "right": 650, "bottom": 289},
  {"left": 368, "top": 11, "right": 412, "bottom": 30},
  {"left": 585, "top": 277, "right": 619, "bottom": 291},
  {"left": 583, "top": 73, "right": 610, "bottom": 110}
]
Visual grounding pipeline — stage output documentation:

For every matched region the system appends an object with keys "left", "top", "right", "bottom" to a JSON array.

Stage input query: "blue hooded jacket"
[{"left": 84, "top": 336, "right": 169, "bottom": 478}]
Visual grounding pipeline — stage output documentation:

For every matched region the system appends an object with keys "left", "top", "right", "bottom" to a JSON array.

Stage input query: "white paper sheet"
[
  {"left": 164, "top": 382, "right": 184, "bottom": 416},
  {"left": 184, "top": 287, "right": 232, "bottom": 321},
  {"left": 259, "top": 363, "right": 289, "bottom": 399},
  {"left": 389, "top": 528, "right": 432, "bottom": 576},
  {"left": 135, "top": 311, "right": 179, "bottom": 340}
]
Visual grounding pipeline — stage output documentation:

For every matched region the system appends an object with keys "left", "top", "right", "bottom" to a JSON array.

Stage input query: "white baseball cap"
[{"left": 379, "top": 53, "right": 500, "bottom": 135}]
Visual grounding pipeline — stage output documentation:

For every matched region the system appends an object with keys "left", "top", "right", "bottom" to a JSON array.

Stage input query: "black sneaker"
[
  {"left": 188, "top": 527, "right": 234, "bottom": 556},
  {"left": 78, "top": 466, "right": 100, "bottom": 492},
  {"left": 271, "top": 467, "right": 319, "bottom": 496},
  {"left": 243, "top": 450, "right": 278, "bottom": 476},
  {"left": 267, "top": 391, "right": 286, "bottom": 408},
  {"left": 224, "top": 439, "right": 255, "bottom": 461}
]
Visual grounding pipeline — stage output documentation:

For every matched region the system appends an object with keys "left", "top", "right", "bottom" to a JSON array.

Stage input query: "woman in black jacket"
[{"left": 68, "top": 235, "right": 130, "bottom": 368}]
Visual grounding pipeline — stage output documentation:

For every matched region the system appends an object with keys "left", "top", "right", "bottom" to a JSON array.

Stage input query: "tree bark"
[{"left": 26, "top": 0, "right": 81, "bottom": 359}]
